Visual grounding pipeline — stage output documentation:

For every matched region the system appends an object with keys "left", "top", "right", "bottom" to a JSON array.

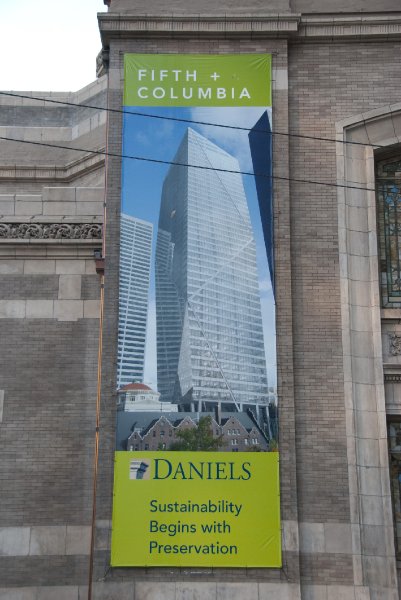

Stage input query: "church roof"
[{"left": 119, "top": 382, "right": 152, "bottom": 392}]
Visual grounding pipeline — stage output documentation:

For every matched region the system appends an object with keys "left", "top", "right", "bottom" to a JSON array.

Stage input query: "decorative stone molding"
[
  {"left": 0, "top": 151, "right": 105, "bottom": 183},
  {"left": 98, "top": 14, "right": 300, "bottom": 43},
  {"left": 389, "top": 333, "right": 401, "bottom": 356},
  {"left": 98, "top": 13, "right": 401, "bottom": 43},
  {"left": 96, "top": 49, "right": 110, "bottom": 78},
  {"left": 0, "top": 223, "right": 102, "bottom": 240},
  {"left": 385, "top": 374, "right": 401, "bottom": 383},
  {"left": 336, "top": 105, "right": 399, "bottom": 595},
  {"left": 298, "top": 14, "right": 401, "bottom": 39}
]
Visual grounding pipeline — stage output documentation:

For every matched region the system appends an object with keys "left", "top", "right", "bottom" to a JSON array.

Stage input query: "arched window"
[
  {"left": 377, "top": 152, "right": 401, "bottom": 558},
  {"left": 376, "top": 154, "right": 401, "bottom": 307}
]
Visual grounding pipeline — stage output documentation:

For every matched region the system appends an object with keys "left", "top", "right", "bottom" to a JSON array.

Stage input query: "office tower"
[
  {"left": 117, "top": 214, "right": 152, "bottom": 388},
  {"left": 249, "top": 111, "right": 274, "bottom": 297},
  {"left": 155, "top": 128, "right": 268, "bottom": 412}
]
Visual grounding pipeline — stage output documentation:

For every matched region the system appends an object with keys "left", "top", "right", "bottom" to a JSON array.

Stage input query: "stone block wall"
[
  {"left": 0, "top": 77, "right": 107, "bottom": 191},
  {"left": 0, "top": 80, "right": 106, "bottom": 593}
]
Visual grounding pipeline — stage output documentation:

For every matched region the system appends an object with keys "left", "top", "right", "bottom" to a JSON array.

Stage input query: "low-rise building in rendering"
[
  {"left": 117, "top": 382, "right": 178, "bottom": 412},
  {"left": 116, "top": 411, "right": 269, "bottom": 452}
]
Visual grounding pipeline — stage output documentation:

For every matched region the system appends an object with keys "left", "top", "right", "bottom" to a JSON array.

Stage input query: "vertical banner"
[{"left": 112, "top": 54, "right": 280, "bottom": 567}]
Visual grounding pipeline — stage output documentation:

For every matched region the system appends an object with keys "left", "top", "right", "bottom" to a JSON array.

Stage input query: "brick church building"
[{"left": 1, "top": 0, "right": 401, "bottom": 599}]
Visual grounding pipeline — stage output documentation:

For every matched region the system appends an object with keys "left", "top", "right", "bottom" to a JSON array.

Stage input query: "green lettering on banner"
[{"left": 111, "top": 452, "right": 281, "bottom": 567}]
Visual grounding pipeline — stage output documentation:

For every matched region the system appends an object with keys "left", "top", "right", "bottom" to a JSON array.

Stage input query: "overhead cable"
[
  {"left": 0, "top": 135, "right": 377, "bottom": 192},
  {"left": 0, "top": 91, "right": 385, "bottom": 149}
]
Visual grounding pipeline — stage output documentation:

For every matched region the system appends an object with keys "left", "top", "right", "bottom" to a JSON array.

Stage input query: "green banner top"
[{"left": 124, "top": 54, "right": 272, "bottom": 107}]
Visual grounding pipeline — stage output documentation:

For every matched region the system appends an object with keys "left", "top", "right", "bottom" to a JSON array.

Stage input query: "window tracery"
[{"left": 377, "top": 155, "right": 401, "bottom": 307}]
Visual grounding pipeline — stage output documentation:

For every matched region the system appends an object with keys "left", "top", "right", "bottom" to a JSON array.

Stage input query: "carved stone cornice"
[
  {"left": 98, "top": 14, "right": 300, "bottom": 43},
  {"left": 96, "top": 49, "right": 110, "bottom": 78},
  {"left": 98, "top": 12, "right": 401, "bottom": 42},
  {"left": 0, "top": 151, "right": 105, "bottom": 183},
  {"left": 298, "top": 13, "right": 401, "bottom": 40},
  {"left": 0, "top": 223, "right": 102, "bottom": 240},
  {"left": 385, "top": 374, "right": 401, "bottom": 383}
]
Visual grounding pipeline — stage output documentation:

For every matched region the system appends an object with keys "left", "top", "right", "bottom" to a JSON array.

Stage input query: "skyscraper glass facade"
[
  {"left": 155, "top": 128, "right": 268, "bottom": 411},
  {"left": 118, "top": 214, "right": 152, "bottom": 387}
]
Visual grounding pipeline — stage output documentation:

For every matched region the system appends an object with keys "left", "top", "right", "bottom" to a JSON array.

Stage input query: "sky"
[
  {"left": 121, "top": 107, "right": 276, "bottom": 391},
  {"left": 0, "top": 1, "right": 104, "bottom": 91}
]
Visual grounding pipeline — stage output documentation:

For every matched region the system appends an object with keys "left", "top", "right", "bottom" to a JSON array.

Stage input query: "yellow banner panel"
[{"left": 111, "top": 451, "right": 281, "bottom": 567}]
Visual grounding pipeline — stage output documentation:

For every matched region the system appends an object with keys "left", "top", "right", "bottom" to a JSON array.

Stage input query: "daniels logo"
[
  {"left": 153, "top": 459, "right": 252, "bottom": 481},
  {"left": 129, "top": 458, "right": 252, "bottom": 481},
  {"left": 129, "top": 459, "right": 151, "bottom": 480}
]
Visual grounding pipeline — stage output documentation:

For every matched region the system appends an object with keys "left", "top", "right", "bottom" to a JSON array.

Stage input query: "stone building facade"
[
  {"left": 1, "top": 0, "right": 401, "bottom": 599},
  {"left": 0, "top": 78, "right": 107, "bottom": 593}
]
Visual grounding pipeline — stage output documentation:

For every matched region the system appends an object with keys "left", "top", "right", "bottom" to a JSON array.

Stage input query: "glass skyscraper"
[
  {"left": 118, "top": 214, "right": 152, "bottom": 388},
  {"left": 155, "top": 128, "right": 268, "bottom": 412}
]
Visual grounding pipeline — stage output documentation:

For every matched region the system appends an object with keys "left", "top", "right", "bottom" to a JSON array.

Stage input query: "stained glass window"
[
  {"left": 377, "top": 156, "right": 401, "bottom": 307},
  {"left": 388, "top": 421, "right": 401, "bottom": 557}
]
